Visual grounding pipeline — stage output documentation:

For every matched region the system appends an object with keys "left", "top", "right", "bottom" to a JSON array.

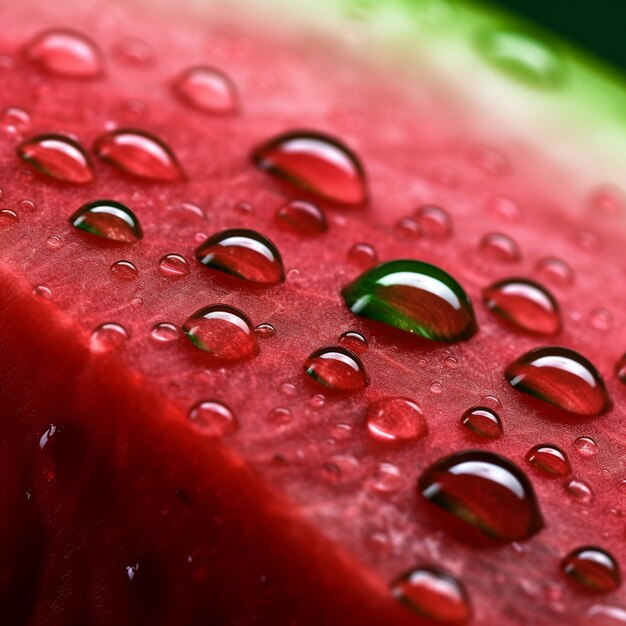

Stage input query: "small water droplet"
[
  {"left": 25, "top": 29, "right": 104, "bottom": 78},
  {"left": 182, "top": 304, "right": 258, "bottom": 361},
  {"left": 535, "top": 257, "right": 574, "bottom": 287},
  {"left": 566, "top": 479, "right": 593, "bottom": 503},
  {"left": 1, "top": 106, "right": 31, "bottom": 131},
  {"left": 526, "top": 444, "right": 571, "bottom": 477},
  {"left": 110, "top": 260, "right": 138, "bottom": 280},
  {"left": 590, "top": 185, "right": 625, "bottom": 215},
  {"left": 430, "top": 382, "right": 443, "bottom": 395},
  {"left": 586, "top": 605, "right": 626, "bottom": 626},
  {"left": 17, "top": 134, "right": 93, "bottom": 183},
  {"left": 15, "top": 199, "right": 36, "bottom": 213},
  {"left": 395, "top": 216, "right": 422, "bottom": 238},
  {"left": 322, "top": 454, "right": 360, "bottom": 483},
  {"left": 151, "top": 322, "right": 179, "bottom": 343},
  {"left": 348, "top": 242, "right": 377, "bottom": 266},
  {"left": 70, "top": 200, "right": 142, "bottom": 243},
  {"left": 188, "top": 400, "right": 237, "bottom": 437},
  {"left": 392, "top": 567, "right": 472, "bottom": 624},
  {"left": 331, "top": 422, "right": 351, "bottom": 438},
  {"left": 275, "top": 200, "right": 328, "bottom": 235},
  {"left": 254, "top": 322, "right": 276, "bottom": 338},
  {"left": 267, "top": 406, "right": 292, "bottom": 426},
  {"left": 461, "top": 407, "right": 503, "bottom": 439},
  {"left": 414, "top": 204, "right": 452, "bottom": 237},
  {"left": 418, "top": 450, "right": 543, "bottom": 541},
  {"left": 479, "top": 232, "right": 520, "bottom": 262},
  {"left": 338, "top": 330, "right": 367, "bottom": 353},
  {"left": 46, "top": 235, "right": 63, "bottom": 249},
  {"left": 90, "top": 322, "right": 128, "bottom": 352},
  {"left": 0, "top": 209, "right": 19, "bottom": 228},
  {"left": 444, "top": 356, "right": 458, "bottom": 368},
  {"left": 252, "top": 130, "right": 367, "bottom": 206},
  {"left": 304, "top": 346, "right": 367, "bottom": 392},
  {"left": 366, "top": 397, "right": 427, "bottom": 443},
  {"left": 33, "top": 285, "right": 51, "bottom": 298},
  {"left": 575, "top": 230, "right": 601, "bottom": 253},
  {"left": 590, "top": 308, "right": 612, "bottom": 331},
  {"left": 506, "top": 346, "right": 611, "bottom": 416},
  {"left": 195, "top": 228, "right": 284, "bottom": 284},
  {"left": 114, "top": 38, "right": 154, "bottom": 66},
  {"left": 158, "top": 253, "right": 189, "bottom": 278},
  {"left": 616, "top": 354, "right": 626, "bottom": 384},
  {"left": 280, "top": 382, "right": 297, "bottom": 397},
  {"left": 342, "top": 259, "right": 477, "bottom": 342},
  {"left": 468, "top": 145, "right": 510, "bottom": 176},
  {"left": 488, "top": 196, "right": 522, "bottom": 221},
  {"left": 574, "top": 437, "right": 598, "bottom": 459},
  {"left": 368, "top": 462, "right": 403, "bottom": 493},
  {"left": 94, "top": 128, "right": 184, "bottom": 181},
  {"left": 173, "top": 66, "right": 238, "bottom": 114},
  {"left": 483, "top": 278, "right": 561, "bottom": 335}
]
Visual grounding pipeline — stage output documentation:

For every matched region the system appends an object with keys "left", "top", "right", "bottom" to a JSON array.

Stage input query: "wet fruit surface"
[
  {"left": 70, "top": 200, "right": 143, "bottom": 243},
  {"left": 304, "top": 346, "right": 367, "bottom": 392},
  {"left": 561, "top": 546, "right": 622, "bottom": 592}
]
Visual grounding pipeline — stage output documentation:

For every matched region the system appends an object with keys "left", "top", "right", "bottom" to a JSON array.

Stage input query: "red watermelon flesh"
[{"left": 0, "top": 0, "right": 626, "bottom": 624}]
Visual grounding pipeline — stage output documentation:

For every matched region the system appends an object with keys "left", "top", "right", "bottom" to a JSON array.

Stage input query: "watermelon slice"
[{"left": 0, "top": 0, "right": 625, "bottom": 624}]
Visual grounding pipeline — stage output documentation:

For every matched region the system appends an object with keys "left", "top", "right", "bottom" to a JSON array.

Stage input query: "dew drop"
[
  {"left": 418, "top": 450, "right": 543, "bottom": 541},
  {"left": 535, "top": 257, "right": 574, "bottom": 287},
  {"left": 158, "top": 253, "right": 189, "bottom": 278},
  {"left": 395, "top": 216, "right": 422, "bottom": 238},
  {"left": 368, "top": 462, "right": 403, "bottom": 493},
  {"left": 483, "top": 278, "right": 561, "bottom": 335},
  {"left": 252, "top": 130, "right": 367, "bottom": 206},
  {"left": 25, "top": 29, "right": 103, "bottom": 79},
  {"left": 304, "top": 346, "right": 367, "bottom": 392},
  {"left": 590, "top": 185, "right": 625, "bottom": 215},
  {"left": 566, "top": 479, "right": 593, "bottom": 503},
  {"left": 525, "top": 444, "right": 571, "bottom": 477},
  {"left": 506, "top": 346, "right": 611, "bottom": 416},
  {"left": 70, "top": 200, "right": 142, "bottom": 243},
  {"left": 414, "top": 204, "right": 452, "bottom": 237},
  {"left": 392, "top": 567, "right": 471, "bottom": 624},
  {"left": 93, "top": 128, "right": 184, "bottom": 181},
  {"left": 444, "top": 356, "right": 458, "bottom": 368},
  {"left": 576, "top": 229, "right": 601, "bottom": 252},
  {"left": 348, "top": 242, "right": 378, "bottom": 265},
  {"left": 90, "top": 322, "right": 128, "bottom": 353},
  {"left": 182, "top": 304, "right": 258, "bottom": 361},
  {"left": 46, "top": 235, "right": 63, "bottom": 249},
  {"left": 366, "top": 397, "right": 427, "bottom": 443},
  {"left": 109, "top": 260, "right": 138, "bottom": 280},
  {"left": 0, "top": 209, "right": 19, "bottom": 228},
  {"left": 574, "top": 436, "right": 598, "bottom": 459},
  {"left": 33, "top": 285, "right": 51, "bottom": 299},
  {"left": 280, "top": 382, "right": 297, "bottom": 397},
  {"left": 478, "top": 232, "right": 520, "bottom": 262},
  {"left": 17, "top": 134, "right": 93, "bottom": 183},
  {"left": 267, "top": 407, "right": 292, "bottom": 426},
  {"left": 151, "top": 322, "right": 179, "bottom": 343},
  {"left": 173, "top": 66, "right": 238, "bottom": 114},
  {"left": 114, "top": 38, "right": 154, "bottom": 66},
  {"left": 15, "top": 199, "right": 36, "bottom": 213},
  {"left": 195, "top": 229, "right": 284, "bottom": 284},
  {"left": 1, "top": 106, "right": 31, "bottom": 131},
  {"left": 254, "top": 322, "right": 276, "bottom": 338},
  {"left": 586, "top": 605, "right": 626, "bottom": 626},
  {"left": 461, "top": 407, "right": 503, "bottom": 439},
  {"left": 338, "top": 330, "right": 367, "bottom": 353},
  {"left": 590, "top": 308, "right": 612, "bottom": 331},
  {"left": 488, "top": 196, "right": 522, "bottom": 221},
  {"left": 188, "top": 400, "right": 238, "bottom": 437},
  {"left": 275, "top": 200, "right": 328, "bottom": 235},
  {"left": 341, "top": 260, "right": 477, "bottom": 342},
  {"left": 430, "top": 382, "right": 443, "bottom": 395},
  {"left": 468, "top": 145, "right": 510, "bottom": 177},
  {"left": 616, "top": 354, "right": 626, "bottom": 384}
]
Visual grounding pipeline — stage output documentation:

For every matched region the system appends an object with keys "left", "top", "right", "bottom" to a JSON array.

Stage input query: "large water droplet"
[
  {"left": 562, "top": 547, "right": 621, "bottom": 592},
  {"left": 93, "top": 128, "right": 184, "bottom": 181},
  {"left": 341, "top": 260, "right": 477, "bottom": 342},
  {"left": 460, "top": 407, "right": 503, "bottom": 439},
  {"left": 392, "top": 566, "right": 471, "bottom": 624},
  {"left": 18, "top": 134, "right": 93, "bottom": 183},
  {"left": 275, "top": 200, "right": 328, "bottom": 235},
  {"left": 70, "top": 200, "right": 142, "bottom": 243},
  {"left": 525, "top": 444, "right": 571, "bottom": 477},
  {"left": 90, "top": 322, "right": 128, "bottom": 352},
  {"left": 25, "top": 29, "right": 103, "bottom": 78},
  {"left": 477, "top": 27, "right": 566, "bottom": 88},
  {"left": 505, "top": 346, "right": 611, "bottom": 416},
  {"left": 187, "top": 400, "right": 238, "bottom": 437},
  {"left": 366, "top": 397, "right": 427, "bottom": 442},
  {"left": 418, "top": 450, "right": 543, "bottom": 541},
  {"left": 252, "top": 130, "right": 367, "bottom": 206},
  {"left": 304, "top": 346, "right": 367, "bottom": 392},
  {"left": 483, "top": 278, "right": 561, "bottom": 335},
  {"left": 173, "top": 66, "right": 238, "bottom": 114},
  {"left": 195, "top": 229, "right": 284, "bottom": 284},
  {"left": 182, "top": 305, "right": 258, "bottom": 361}
]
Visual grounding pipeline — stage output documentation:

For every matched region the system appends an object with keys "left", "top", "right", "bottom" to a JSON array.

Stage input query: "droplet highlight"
[
  {"left": 304, "top": 346, "right": 367, "bottom": 392},
  {"left": 460, "top": 407, "right": 503, "bottom": 439},
  {"left": 275, "top": 200, "right": 328, "bottom": 235},
  {"left": 90, "top": 322, "right": 128, "bottom": 353},
  {"left": 562, "top": 547, "right": 621, "bottom": 592},
  {"left": 478, "top": 232, "right": 520, "bottom": 262},
  {"left": 151, "top": 322, "right": 179, "bottom": 343},
  {"left": 70, "top": 200, "right": 142, "bottom": 243},
  {"left": 188, "top": 400, "right": 238, "bottom": 437},
  {"left": 338, "top": 330, "right": 367, "bottom": 353},
  {"left": 173, "top": 66, "right": 238, "bottom": 114},
  {"left": 367, "top": 397, "right": 427, "bottom": 443},
  {"left": 525, "top": 444, "right": 571, "bottom": 477}
]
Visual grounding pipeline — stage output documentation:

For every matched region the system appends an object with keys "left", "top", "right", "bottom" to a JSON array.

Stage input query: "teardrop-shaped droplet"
[
  {"left": 505, "top": 346, "right": 611, "bottom": 416},
  {"left": 341, "top": 260, "right": 477, "bottom": 342},
  {"left": 392, "top": 567, "right": 471, "bottom": 624},
  {"left": 182, "top": 304, "right": 258, "bottom": 361},
  {"left": 195, "top": 229, "right": 284, "bottom": 284},
  {"left": 93, "top": 128, "right": 184, "bottom": 181},
  {"left": 0, "top": 209, "right": 19, "bottom": 228},
  {"left": 574, "top": 436, "right": 598, "bottom": 459},
  {"left": 338, "top": 330, "right": 367, "bottom": 353},
  {"left": 17, "top": 134, "right": 93, "bottom": 183},
  {"left": 367, "top": 397, "right": 428, "bottom": 443},
  {"left": 187, "top": 400, "right": 238, "bottom": 437},
  {"left": 90, "top": 322, "right": 128, "bottom": 352},
  {"left": 110, "top": 260, "right": 138, "bottom": 280},
  {"left": 173, "top": 66, "right": 238, "bottom": 114},
  {"left": 304, "top": 346, "right": 367, "bottom": 392},
  {"left": 418, "top": 450, "right": 543, "bottom": 541},
  {"left": 479, "top": 232, "right": 521, "bottom": 263},
  {"left": 252, "top": 130, "right": 367, "bottom": 206},
  {"left": 525, "top": 444, "right": 571, "bottom": 477},
  {"left": 158, "top": 253, "right": 190, "bottom": 278},
  {"left": 616, "top": 354, "right": 626, "bottom": 384},
  {"left": 150, "top": 322, "right": 179, "bottom": 343},
  {"left": 536, "top": 257, "right": 574, "bottom": 287},
  {"left": 460, "top": 407, "right": 503, "bottom": 439},
  {"left": 414, "top": 205, "right": 453, "bottom": 237},
  {"left": 275, "top": 200, "right": 328, "bottom": 235},
  {"left": 562, "top": 547, "right": 621, "bottom": 592},
  {"left": 477, "top": 27, "right": 566, "bottom": 88},
  {"left": 25, "top": 29, "right": 103, "bottom": 79},
  {"left": 70, "top": 200, "right": 142, "bottom": 243},
  {"left": 483, "top": 278, "right": 561, "bottom": 335},
  {"left": 348, "top": 242, "right": 378, "bottom": 266}
]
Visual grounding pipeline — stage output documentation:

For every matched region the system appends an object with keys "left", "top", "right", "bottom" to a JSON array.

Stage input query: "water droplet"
[
  {"left": 392, "top": 567, "right": 472, "bottom": 624},
  {"left": 366, "top": 397, "right": 427, "bottom": 443},
  {"left": 280, "top": 382, "right": 297, "bottom": 397},
  {"left": 46, "top": 235, "right": 63, "bottom": 249},
  {"left": 195, "top": 229, "right": 284, "bottom": 284},
  {"left": 526, "top": 444, "right": 571, "bottom": 477},
  {"left": 566, "top": 479, "right": 593, "bottom": 503},
  {"left": 414, "top": 204, "right": 452, "bottom": 237},
  {"left": 616, "top": 354, "right": 626, "bottom": 384},
  {"left": 33, "top": 285, "right": 51, "bottom": 298},
  {"left": 25, "top": 29, "right": 103, "bottom": 78},
  {"left": 430, "top": 382, "right": 443, "bottom": 395},
  {"left": 252, "top": 130, "right": 367, "bottom": 206},
  {"left": 478, "top": 232, "right": 520, "bottom": 262},
  {"left": 158, "top": 253, "right": 189, "bottom": 278},
  {"left": 149, "top": 322, "right": 179, "bottom": 343},
  {"left": 15, "top": 199, "right": 36, "bottom": 213},
  {"left": 348, "top": 242, "right": 377, "bottom": 265},
  {"left": 0, "top": 209, "right": 19, "bottom": 228},
  {"left": 17, "top": 134, "right": 93, "bottom": 183},
  {"left": 506, "top": 346, "right": 611, "bottom": 416},
  {"left": 444, "top": 356, "right": 458, "bottom": 368},
  {"left": 70, "top": 200, "right": 142, "bottom": 243},
  {"left": 562, "top": 547, "right": 620, "bottom": 592},
  {"left": 188, "top": 400, "right": 238, "bottom": 437},
  {"left": 395, "top": 216, "right": 422, "bottom": 238},
  {"left": 535, "top": 257, "right": 574, "bottom": 287},
  {"left": 1, "top": 106, "right": 31, "bottom": 131},
  {"left": 254, "top": 322, "right": 276, "bottom": 338},
  {"left": 342, "top": 260, "right": 477, "bottom": 342},
  {"left": 182, "top": 304, "right": 258, "bottom": 361},
  {"left": 90, "top": 322, "right": 128, "bottom": 353},
  {"left": 586, "top": 605, "right": 626, "bottom": 626},
  {"left": 574, "top": 436, "right": 598, "bottom": 459},
  {"left": 93, "top": 128, "right": 184, "bottom": 181},
  {"left": 590, "top": 308, "right": 612, "bottom": 331},
  {"left": 114, "top": 38, "right": 154, "bottom": 66},
  {"left": 338, "top": 330, "right": 367, "bottom": 353},
  {"left": 368, "top": 462, "right": 403, "bottom": 493},
  {"left": 418, "top": 450, "right": 543, "bottom": 541},
  {"left": 477, "top": 27, "right": 566, "bottom": 88},
  {"left": 267, "top": 407, "right": 292, "bottom": 426},
  {"left": 576, "top": 229, "right": 601, "bottom": 252},
  {"left": 304, "top": 346, "right": 367, "bottom": 392},
  {"left": 461, "top": 407, "right": 503, "bottom": 439},
  {"left": 483, "top": 278, "right": 561, "bottom": 335},
  {"left": 468, "top": 145, "right": 510, "bottom": 176},
  {"left": 590, "top": 185, "right": 625, "bottom": 215},
  {"left": 109, "top": 260, "right": 138, "bottom": 280},
  {"left": 173, "top": 66, "right": 238, "bottom": 114},
  {"left": 275, "top": 200, "right": 328, "bottom": 235}
]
